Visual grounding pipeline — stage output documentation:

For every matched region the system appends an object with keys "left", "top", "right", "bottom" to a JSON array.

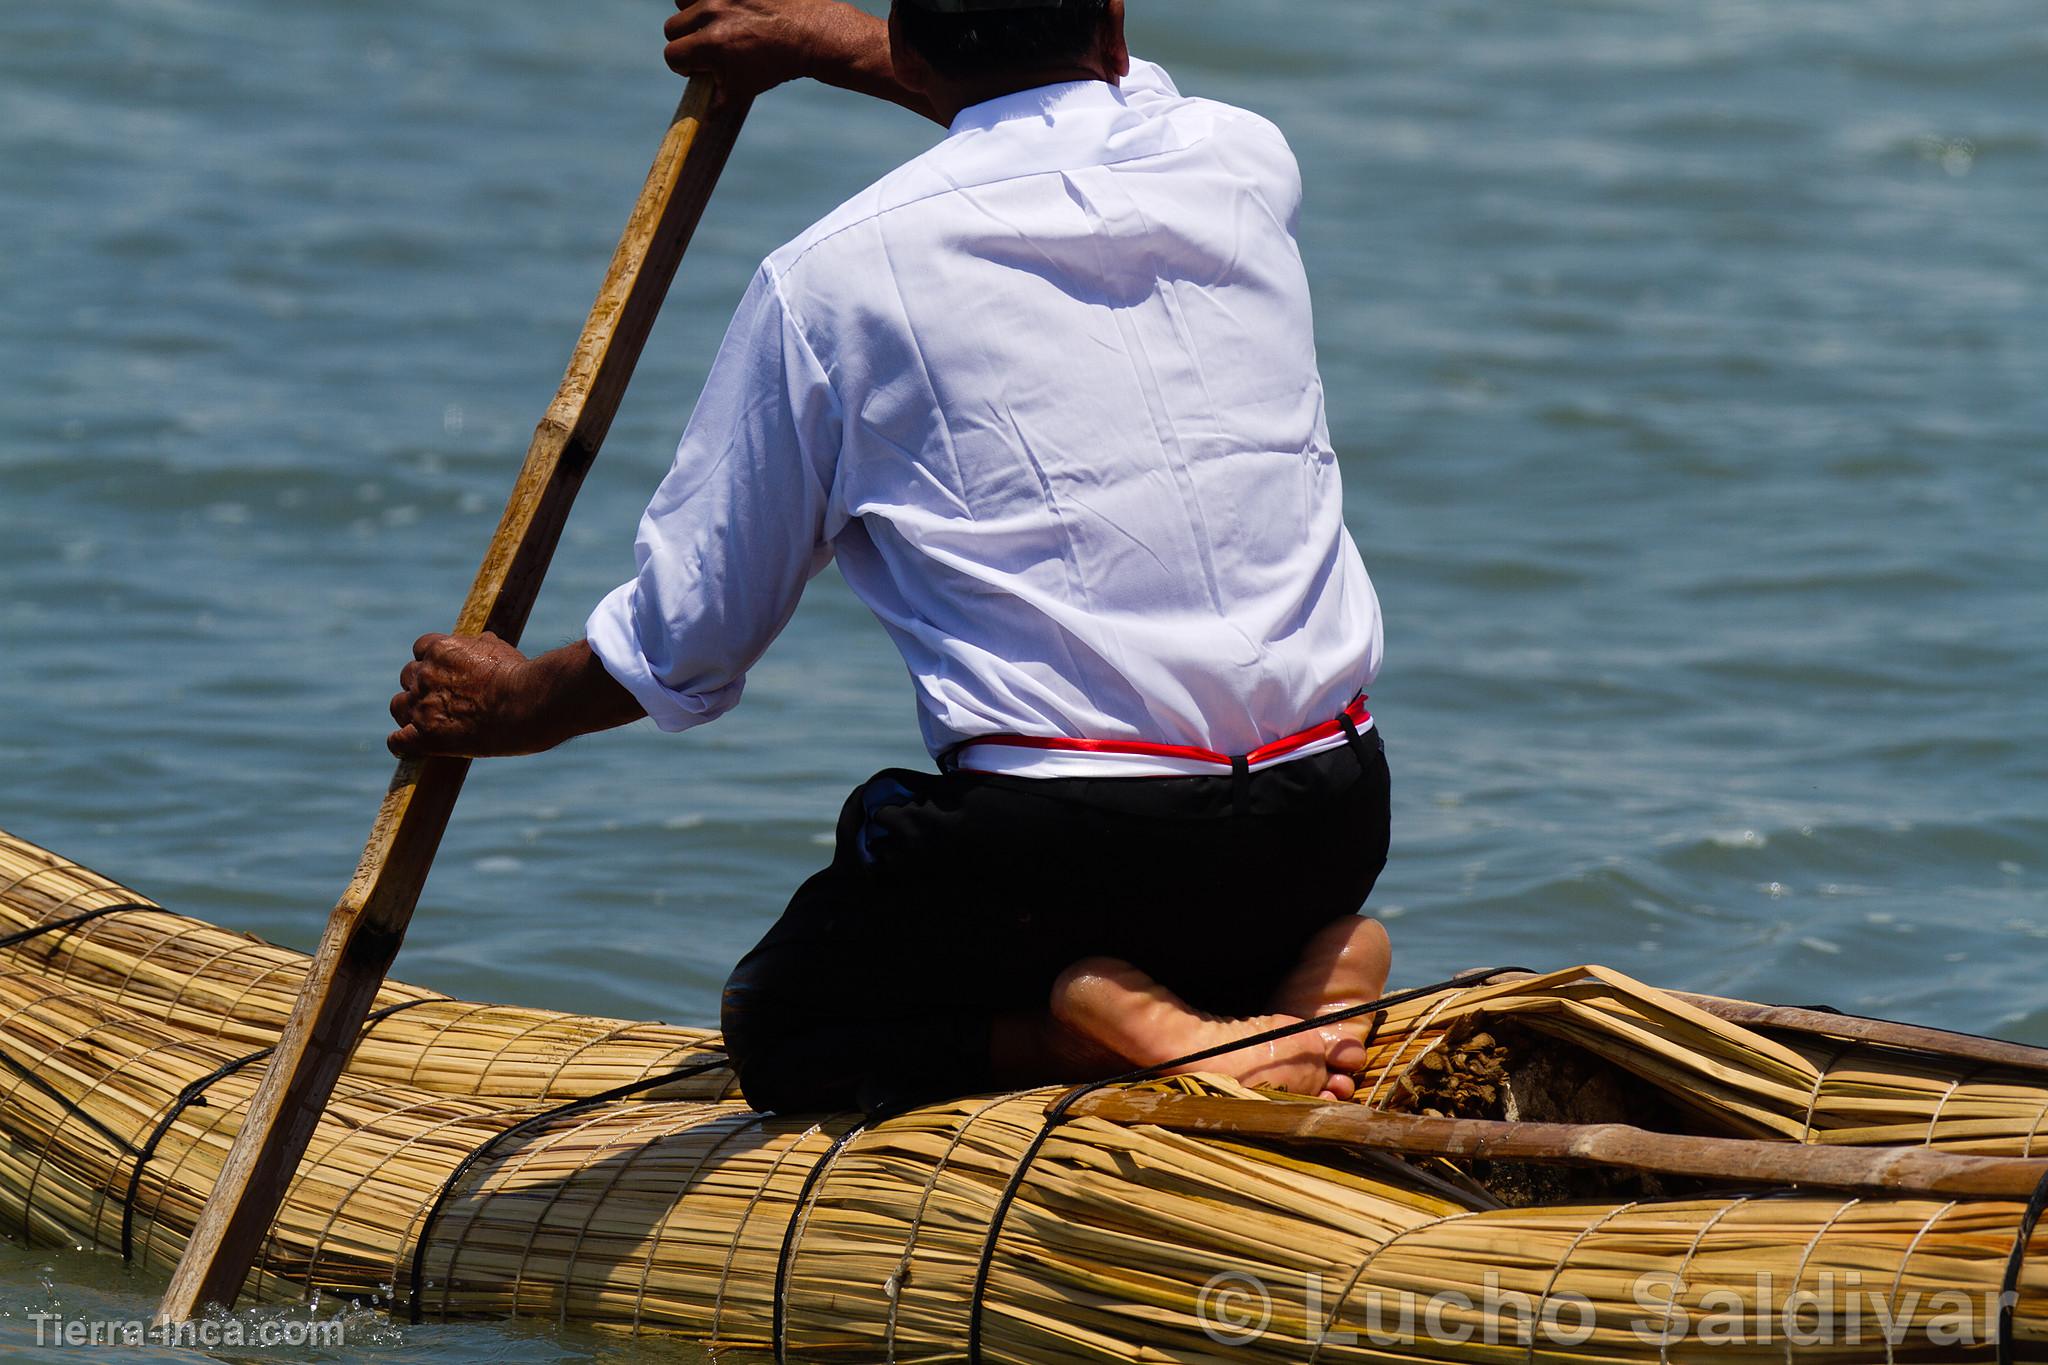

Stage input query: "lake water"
[{"left": 2, "top": 0, "right": 2043, "bottom": 1358}]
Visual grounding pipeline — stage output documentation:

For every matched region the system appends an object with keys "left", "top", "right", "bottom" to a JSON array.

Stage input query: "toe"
[{"left": 1327, "top": 1034, "right": 1368, "bottom": 1076}]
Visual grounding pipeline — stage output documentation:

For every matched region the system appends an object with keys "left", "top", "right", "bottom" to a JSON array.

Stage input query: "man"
[{"left": 389, "top": 0, "right": 1393, "bottom": 1118}]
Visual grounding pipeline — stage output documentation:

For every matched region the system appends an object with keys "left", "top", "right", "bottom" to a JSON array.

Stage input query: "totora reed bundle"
[
  {"left": 1, "top": 826, "right": 2043, "bottom": 1360},
  {"left": 0, "top": 832, "right": 733, "bottom": 1103}
]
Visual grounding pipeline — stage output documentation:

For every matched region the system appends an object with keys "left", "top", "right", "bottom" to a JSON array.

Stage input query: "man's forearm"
[
  {"left": 522, "top": 640, "right": 648, "bottom": 749},
  {"left": 799, "top": 3, "right": 943, "bottom": 123}
]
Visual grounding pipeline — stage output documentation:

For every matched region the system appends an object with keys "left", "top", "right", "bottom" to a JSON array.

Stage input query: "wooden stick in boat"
[
  {"left": 1671, "top": 992, "right": 2048, "bottom": 1074},
  {"left": 157, "top": 79, "right": 749, "bottom": 1324},
  {"left": 1463, "top": 969, "right": 2048, "bottom": 1073},
  {"left": 1068, "top": 1090, "right": 2048, "bottom": 1199}
]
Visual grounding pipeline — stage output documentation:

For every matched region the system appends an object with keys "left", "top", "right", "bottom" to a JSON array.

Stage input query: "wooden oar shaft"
[
  {"left": 1070, "top": 1091, "right": 2048, "bottom": 1199},
  {"left": 158, "top": 79, "right": 749, "bottom": 1324}
]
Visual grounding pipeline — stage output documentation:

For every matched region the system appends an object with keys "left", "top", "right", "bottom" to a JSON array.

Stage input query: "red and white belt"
[{"left": 947, "top": 696, "right": 1373, "bottom": 780}]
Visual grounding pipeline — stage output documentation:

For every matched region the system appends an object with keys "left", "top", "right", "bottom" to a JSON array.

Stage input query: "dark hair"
[{"left": 895, "top": 0, "right": 1111, "bottom": 81}]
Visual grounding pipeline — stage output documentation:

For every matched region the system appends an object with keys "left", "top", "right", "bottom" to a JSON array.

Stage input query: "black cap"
[{"left": 899, "top": 0, "right": 1072, "bottom": 11}]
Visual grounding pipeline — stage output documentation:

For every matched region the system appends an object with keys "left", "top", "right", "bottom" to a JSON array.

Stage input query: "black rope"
[
  {"left": 360, "top": 997, "right": 443, "bottom": 1032},
  {"left": 0, "top": 1049, "right": 140, "bottom": 1231},
  {"left": 1996, "top": 1164, "right": 2048, "bottom": 1365},
  {"left": 773, "top": 1120, "right": 867, "bottom": 1365},
  {"left": 0, "top": 902, "right": 156, "bottom": 951},
  {"left": 117, "top": 996, "right": 444, "bottom": 1262},
  {"left": 2, "top": 1055, "right": 141, "bottom": 1164},
  {"left": 120, "top": 1045, "right": 271, "bottom": 1261},
  {"left": 406, "top": 1055, "right": 732, "bottom": 1324},
  {"left": 962, "top": 965, "right": 1526, "bottom": 1364},
  {"left": 0, "top": 900, "right": 179, "bottom": 1246}
]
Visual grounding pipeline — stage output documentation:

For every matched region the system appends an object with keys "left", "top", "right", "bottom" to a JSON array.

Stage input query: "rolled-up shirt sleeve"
[{"left": 586, "top": 264, "right": 841, "bottom": 732}]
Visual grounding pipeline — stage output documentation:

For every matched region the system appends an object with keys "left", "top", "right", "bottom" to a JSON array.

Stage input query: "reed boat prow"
[{"left": 2, "top": 824, "right": 2043, "bottom": 1361}]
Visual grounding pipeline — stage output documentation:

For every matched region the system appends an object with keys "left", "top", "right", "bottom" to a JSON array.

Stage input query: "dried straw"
[
  {"left": 1353, "top": 967, "right": 2048, "bottom": 1155},
  {"left": 1, "top": 825, "right": 2043, "bottom": 1360},
  {"left": 0, "top": 830, "right": 732, "bottom": 1102}
]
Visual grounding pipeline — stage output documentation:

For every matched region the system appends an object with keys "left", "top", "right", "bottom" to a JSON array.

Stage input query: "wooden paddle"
[{"left": 157, "top": 78, "right": 750, "bottom": 1322}]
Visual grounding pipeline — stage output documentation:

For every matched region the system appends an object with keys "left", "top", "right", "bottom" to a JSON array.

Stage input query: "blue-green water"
[{"left": 2, "top": 0, "right": 2044, "bottom": 1358}]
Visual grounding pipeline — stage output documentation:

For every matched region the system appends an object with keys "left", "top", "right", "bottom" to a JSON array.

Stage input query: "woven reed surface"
[
  {"left": 2, "top": 826, "right": 2044, "bottom": 1359},
  {"left": 0, "top": 829, "right": 732, "bottom": 1101}
]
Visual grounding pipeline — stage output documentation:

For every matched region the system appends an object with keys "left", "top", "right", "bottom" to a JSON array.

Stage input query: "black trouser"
[{"left": 720, "top": 727, "right": 1391, "bottom": 1117}]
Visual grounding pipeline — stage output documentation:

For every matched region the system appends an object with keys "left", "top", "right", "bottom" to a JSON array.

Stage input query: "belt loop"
[
  {"left": 1337, "top": 711, "right": 1374, "bottom": 775},
  {"left": 1229, "top": 753, "right": 1250, "bottom": 815}
]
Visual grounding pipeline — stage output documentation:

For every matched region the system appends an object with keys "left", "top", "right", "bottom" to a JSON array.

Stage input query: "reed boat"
[{"left": 2, "top": 824, "right": 2044, "bottom": 1361}]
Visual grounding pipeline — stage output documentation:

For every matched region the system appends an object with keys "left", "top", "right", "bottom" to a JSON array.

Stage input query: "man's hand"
[
  {"left": 664, "top": 0, "right": 855, "bottom": 99},
  {"left": 389, "top": 632, "right": 554, "bottom": 759},
  {"left": 663, "top": 0, "right": 943, "bottom": 123},
  {"left": 388, "top": 635, "right": 646, "bottom": 760}
]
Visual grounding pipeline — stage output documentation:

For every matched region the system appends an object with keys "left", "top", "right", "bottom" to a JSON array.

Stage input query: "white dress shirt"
[{"left": 588, "top": 59, "right": 1383, "bottom": 777}]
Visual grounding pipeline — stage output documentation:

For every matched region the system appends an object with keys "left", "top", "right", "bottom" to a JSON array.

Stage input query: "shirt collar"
[{"left": 947, "top": 78, "right": 1128, "bottom": 137}]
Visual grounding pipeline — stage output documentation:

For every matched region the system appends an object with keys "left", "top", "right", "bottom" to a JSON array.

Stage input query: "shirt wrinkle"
[
  {"left": 774, "top": 123, "right": 1210, "bottom": 279},
  {"left": 587, "top": 57, "right": 1382, "bottom": 759},
  {"left": 873, "top": 221, "right": 971, "bottom": 517}
]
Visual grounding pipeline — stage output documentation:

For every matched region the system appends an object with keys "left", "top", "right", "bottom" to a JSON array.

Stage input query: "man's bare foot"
[
  {"left": 1157, "top": 1013, "right": 1370, "bottom": 1100},
  {"left": 988, "top": 1008, "right": 1128, "bottom": 1089},
  {"left": 1268, "top": 914, "right": 1392, "bottom": 1044},
  {"left": 1049, "top": 958, "right": 1367, "bottom": 1099}
]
